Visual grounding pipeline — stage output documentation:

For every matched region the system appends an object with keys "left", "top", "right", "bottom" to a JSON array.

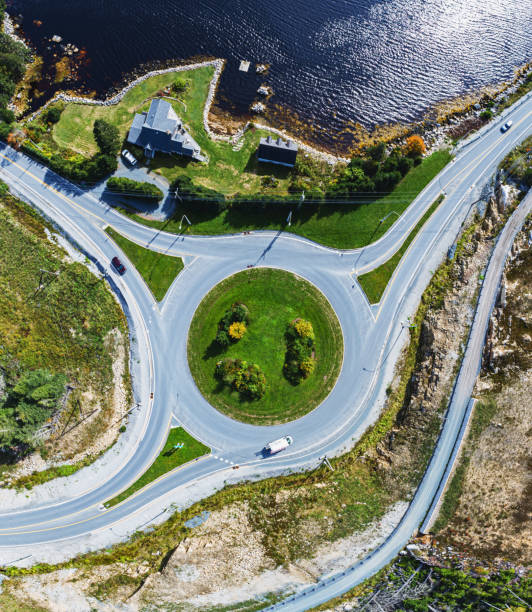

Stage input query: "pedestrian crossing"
[{"left": 212, "top": 454, "right": 235, "bottom": 465}]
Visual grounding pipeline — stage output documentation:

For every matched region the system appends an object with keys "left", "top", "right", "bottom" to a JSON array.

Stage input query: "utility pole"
[
  {"left": 286, "top": 210, "right": 292, "bottom": 226},
  {"left": 32, "top": 268, "right": 60, "bottom": 299}
]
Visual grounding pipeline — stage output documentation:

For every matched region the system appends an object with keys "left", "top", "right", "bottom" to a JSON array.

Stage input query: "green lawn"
[
  {"left": 118, "top": 150, "right": 452, "bottom": 249},
  {"left": 106, "top": 428, "right": 209, "bottom": 508},
  {"left": 48, "top": 65, "right": 295, "bottom": 196},
  {"left": 106, "top": 227, "right": 184, "bottom": 301},
  {"left": 358, "top": 194, "right": 445, "bottom": 304},
  {"left": 187, "top": 268, "right": 343, "bottom": 424}
]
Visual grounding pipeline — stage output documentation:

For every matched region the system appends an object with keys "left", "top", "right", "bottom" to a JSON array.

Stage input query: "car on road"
[
  {"left": 111, "top": 256, "right": 126, "bottom": 275},
  {"left": 121, "top": 149, "right": 137, "bottom": 166},
  {"left": 500, "top": 120, "right": 513, "bottom": 132},
  {"left": 264, "top": 436, "right": 293, "bottom": 455}
]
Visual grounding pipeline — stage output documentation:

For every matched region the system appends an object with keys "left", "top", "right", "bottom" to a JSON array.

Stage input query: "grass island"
[{"left": 187, "top": 268, "right": 343, "bottom": 425}]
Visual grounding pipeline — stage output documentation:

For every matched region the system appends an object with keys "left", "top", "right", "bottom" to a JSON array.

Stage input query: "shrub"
[
  {"left": 284, "top": 319, "right": 316, "bottom": 384},
  {"left": 215, "top": 303, "right": 250, "bottom": 345},
  {"left": 231, "top": 303, "right": 249, "bottom": 323},
  {"left": 0, "top": 106, "right": 14, "bottom": 124},
  {"left": 479, "top": 109, "right": 493, "bottom": 120},
  {"left": 43, "top": 106, "right": 63, "bottom": 125},
  {"left": 0, "top": 120, "right": 11, "bottom": 139},
  {"left": 300, "top": 358, "right": 315, "bottom": 376},
  {"left": 228, "top": 321, "right": 246, "bottom": 340},
  {"left": 404, "top": 134, "right": 426, "bottom": 158},
  {"left": 374, "top": 170, "right": 402, "bottom": 191},
  {"left": 215, "top": 329, "right": 230, "bottom": 347},
  {"left": 366, "top": 141, "right": 386, "bottom": 161},
  {"left": 106, "top": 177, "right": 164, "bottom": 200},
  {"left": 294, "top": 318, "right": 314, "bottom": 340},
  {"left": 171, "top": 78, "right": 190, "bottom": 95},
  {"left": 397, "top": 155, "right": 414, "bottom": 175},
  {"left": 93, "top": 119, "right": 120, "bottom": 156},
  {"left": 215, "top": 358, "right": 266, "bottom": 399}
]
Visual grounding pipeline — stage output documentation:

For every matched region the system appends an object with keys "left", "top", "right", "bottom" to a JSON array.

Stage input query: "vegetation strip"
[
  {"left": 105, "top": 428, "right": 209, "bottom": 508},
  {"left": 105, "top": 227, "right": 184, "bottom": 301},
  {"left": 187, "top": 268, "right": 343, "bottom": 424},
  {"left": 120, "top": 150, "right": 452, "bottom": 249},
  {"left": 358, "top": 193, "right": 445, "bottom": 304}
]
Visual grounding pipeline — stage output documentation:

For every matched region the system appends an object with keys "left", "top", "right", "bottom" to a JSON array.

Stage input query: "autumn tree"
[
  {"left": 228, "top": 321, "right": 247, "bottom": 340},
  {"left": 404, "top": 134, "right": 426, "bottom": 158}
]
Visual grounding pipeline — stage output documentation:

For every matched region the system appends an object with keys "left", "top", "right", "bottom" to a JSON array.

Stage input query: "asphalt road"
[{"left": 0, "top": 92, "right": 529, "bottom": 605}]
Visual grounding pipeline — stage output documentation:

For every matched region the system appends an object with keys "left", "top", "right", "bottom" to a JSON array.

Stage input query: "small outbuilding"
[{"left": 257, "top": 136, "right": 298, "bottom": 168}]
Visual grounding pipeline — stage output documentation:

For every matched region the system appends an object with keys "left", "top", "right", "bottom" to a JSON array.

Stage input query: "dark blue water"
[{"left": 10, "top": 0, "right": 532, "bottom": 149}]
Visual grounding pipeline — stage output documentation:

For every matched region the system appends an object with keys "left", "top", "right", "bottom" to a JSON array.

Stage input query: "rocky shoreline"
[{"left": 7, "top": 9, "right": 531, "bottom": 164}]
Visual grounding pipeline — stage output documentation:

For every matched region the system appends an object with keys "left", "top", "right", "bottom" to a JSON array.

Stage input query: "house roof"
[
  {"left": 127, "top": 99, "right": 201, "bottom": 158},
  {"left": 258, "top": 136, "right": 298, "bottom": 166}
]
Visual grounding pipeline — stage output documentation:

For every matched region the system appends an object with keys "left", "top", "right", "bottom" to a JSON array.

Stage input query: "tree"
[
  {"left": 228, "top": 321, "right": 246, "bottom": 340},
  {"left": 0, "top": 71, "right": 15, "bottom": 97},
  {"left": 404, "top": 134, "right": 426, "bottom": 158},
  {"left": 93, "top": 119, "right": 120, "bottom": 156},
  {"left": 0, "top": 52, "right": 26, "bottom": 82}
]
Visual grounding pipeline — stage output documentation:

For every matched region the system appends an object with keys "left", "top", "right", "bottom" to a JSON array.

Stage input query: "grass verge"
[
  {"left": 106, "top": 226, "right": 184, "bottom": 301},
  {"left": 118, "top": 150, "right": 452, "bottom": 249},
  {"left": 187, "top": 268, "right": 343, "bottom": 424},
  {"left": 358, "top": 193, "right": 445, "bottom": 303},
  {"left": 105, "top": 428, "right": 209, "bottom": 508}
]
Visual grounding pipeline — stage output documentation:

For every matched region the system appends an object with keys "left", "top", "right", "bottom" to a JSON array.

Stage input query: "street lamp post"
[
  {"left": 179, "top": 214, "right": 191, "bottom": 231},
  {"left": 353, "top": 211, "right": 400, "bottom": 272}
]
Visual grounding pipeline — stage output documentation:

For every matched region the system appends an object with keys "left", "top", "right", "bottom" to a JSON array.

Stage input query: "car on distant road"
[
  {"left": 121, "top": 149, "right": 137, "bottom": 166},
  {"left": 264, "top": 436, "right": 293, "bottom": 455},
  {"left": 111, "top": 256, "right": 126, "bottom": 275},
  {"left": 500, "top": 120, "right": 513, "bottom": 132}
]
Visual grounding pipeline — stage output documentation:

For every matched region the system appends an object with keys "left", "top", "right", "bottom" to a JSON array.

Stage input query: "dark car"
[
  {"left": 500, "top": 120, "right": 513, "bottom": 133},
  {"left": 111, "top": 256, "right": 126, "bottom": 275}
]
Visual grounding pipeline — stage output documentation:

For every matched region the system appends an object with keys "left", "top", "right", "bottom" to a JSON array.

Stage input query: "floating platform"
[{"left": 239, "top": 60, "right": 250, "bottom": 72}]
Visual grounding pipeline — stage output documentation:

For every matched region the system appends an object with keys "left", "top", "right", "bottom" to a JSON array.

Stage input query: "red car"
[{"left": 111, "top": 256, "right": 126, "bottom": 275}]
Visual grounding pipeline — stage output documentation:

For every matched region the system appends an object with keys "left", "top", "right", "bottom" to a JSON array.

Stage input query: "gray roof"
[
  {"left": 127, "top": 99, "right": 201, "bottom": 158},
  {"left": 259, "top": 136, "right": 298, "bottom": 151}
]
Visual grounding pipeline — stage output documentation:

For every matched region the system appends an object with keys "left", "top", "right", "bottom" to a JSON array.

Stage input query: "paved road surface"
[{"left": 0, "top": 93, "right": 529, "bottom": 606}]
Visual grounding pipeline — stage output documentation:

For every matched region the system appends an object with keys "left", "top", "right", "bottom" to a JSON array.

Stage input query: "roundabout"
[
  {"left": 0, "top": 92, "right": 529, "bottom": 610},
  {"left": 187, "top": 267, "right": 343, "bottom": 424}
]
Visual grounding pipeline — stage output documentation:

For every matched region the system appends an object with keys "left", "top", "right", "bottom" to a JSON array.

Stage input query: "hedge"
[{"left": 106, "top": 176, "right": 164, "bottom": 201}]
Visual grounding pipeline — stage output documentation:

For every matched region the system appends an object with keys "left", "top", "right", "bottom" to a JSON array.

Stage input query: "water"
[{"left": 10, "top": 0, "right": 532, "bottom": 149}]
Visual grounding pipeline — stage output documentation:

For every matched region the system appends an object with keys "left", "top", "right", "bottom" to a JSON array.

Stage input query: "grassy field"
[
  {"left": 358, "top": 194, "right": 445, "bottom": 304},
  {"left": 106, "top": 227, "right": 184, "bottom": 301},
  {"left": 106, "top": 428, "right": 209, "bottom": 508},
  {"left": 187, "top": 268, "right": 343, "bottom": 424},
  {"left": 48, "top": 65, "right": 296, "bottom": 196},
  {"left": 118, "top": 150, "right": 452, "bottom": 249}
]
